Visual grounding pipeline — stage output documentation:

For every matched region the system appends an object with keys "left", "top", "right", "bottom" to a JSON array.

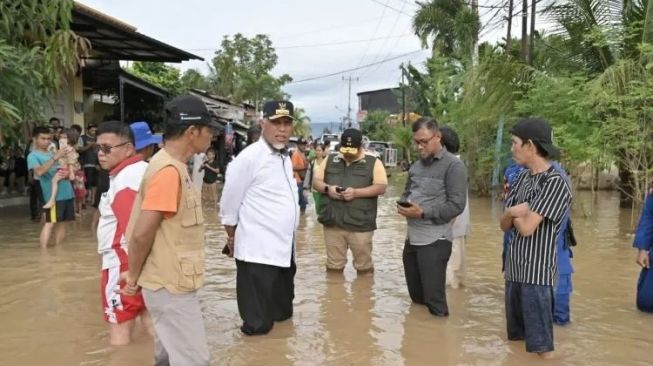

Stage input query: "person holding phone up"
[
  {"left": 397, "top": 118, "right": 468, "bottom": 317},
  {"left": 312, "top": 128, "right": 387, "bottom": 275}
]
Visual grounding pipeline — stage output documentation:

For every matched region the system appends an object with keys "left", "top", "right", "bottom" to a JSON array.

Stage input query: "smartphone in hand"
[
  {"left": 396, "top": 200, "right": 412, "bottom": 208},
  {"left": 335, "top": 186, "right": 345, "bottom": 193}
]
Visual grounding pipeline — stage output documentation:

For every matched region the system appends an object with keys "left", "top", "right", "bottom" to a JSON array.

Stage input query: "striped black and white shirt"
[{"left": 504, "top": 166, "right": 572, "bottom": 286}]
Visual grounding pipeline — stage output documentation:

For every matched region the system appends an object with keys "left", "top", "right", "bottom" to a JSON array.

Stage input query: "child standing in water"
[
  {"left": 43, "top": 129, "right": 80, "bottom": 210},
  {"left": 201, "top": 149, "right": 220, "bottom": 204}
]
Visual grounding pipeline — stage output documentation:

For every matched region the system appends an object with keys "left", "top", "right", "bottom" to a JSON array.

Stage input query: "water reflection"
[{"left": 0, "top": 185, "right": 651, "bottom": 365}]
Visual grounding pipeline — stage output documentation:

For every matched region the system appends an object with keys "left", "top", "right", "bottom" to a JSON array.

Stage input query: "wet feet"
[
  {"left": 240, "top": 323, "right": 271, "bottom": 336},
  {"left": 538, "top": 351, "right": 555, "bottom": 360},
  {"left": 428, "top": 310, "right": 449, "bottom": 317},
  {"left": 356, "top": 268, "right": 374, "bottom": 275}
]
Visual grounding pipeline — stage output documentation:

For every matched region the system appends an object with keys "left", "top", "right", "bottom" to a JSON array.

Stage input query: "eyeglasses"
[
  {"left": 413, "top": 135, "right": 437, "bottom": 147},
  {"left": 98, "top": 141, "right": 130, "bottom": 154}
]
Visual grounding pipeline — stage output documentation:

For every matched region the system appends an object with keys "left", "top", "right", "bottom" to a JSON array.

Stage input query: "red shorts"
[{"left": 100, "top": 263, "right": 145, "bottom": 324}]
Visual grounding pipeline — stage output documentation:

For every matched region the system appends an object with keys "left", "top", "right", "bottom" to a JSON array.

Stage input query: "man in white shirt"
[{"left": 220, "top": 100, "right": 299, "bottom": 336}]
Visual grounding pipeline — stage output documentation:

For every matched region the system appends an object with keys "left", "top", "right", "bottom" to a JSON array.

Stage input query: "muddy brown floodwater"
[{"left": 0, "top": 175, "right": 651, "bottom": 366}]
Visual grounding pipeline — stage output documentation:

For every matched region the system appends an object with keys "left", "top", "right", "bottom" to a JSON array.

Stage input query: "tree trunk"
[
  {"left": 618, "top": 157, "right": 635, "bottom": 208},
  {"left": 506, "top": 0, "right": 514, "bottom": 56},
  {"left": 521, "top": 0, "right": 529, "bottom": 63},
  {"left": 529, "top": 0, "right": 536, "bottom": 65}
]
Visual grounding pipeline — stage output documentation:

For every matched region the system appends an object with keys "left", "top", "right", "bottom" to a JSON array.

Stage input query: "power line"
[
  {"left": 289, "top": 49, "right": 426, "bottom": 84},
  {"left": 355, "top": 0, "right": 389, "bottom": 69},
  {"left": 370, "top": 0, "right": 412, "bottom": 16},
  {"left": 361, "top": 0, "right": 408, "bottom": 78}
]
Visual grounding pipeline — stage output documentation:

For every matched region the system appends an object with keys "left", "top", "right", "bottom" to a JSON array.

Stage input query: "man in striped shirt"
[{"left": 500, "top": 118, "right": 571, "bottom": 359}]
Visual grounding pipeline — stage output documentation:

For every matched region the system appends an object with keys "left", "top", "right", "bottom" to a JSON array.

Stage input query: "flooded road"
[{"left": 0, "top": 174, "right": 651, "bottom": 366}]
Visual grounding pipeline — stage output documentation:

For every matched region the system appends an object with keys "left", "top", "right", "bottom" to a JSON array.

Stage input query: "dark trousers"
[
  {"left": 236, "top": 259, "right": 296, "bottom": 335},
  {"left": 297, "top": 182, "right": 307, "bottom": 211},
  {"left": 29, "top": 180, "right": 42, "bottom": 219},
  {"left": 402, "top": 239, "right": 452, "bottom": 315},
  {"left": 553, "top": 274, "right": 572, "bottom": 325},
  {"left": 505, "top": 281, "right": 555, "bottom": 353}
]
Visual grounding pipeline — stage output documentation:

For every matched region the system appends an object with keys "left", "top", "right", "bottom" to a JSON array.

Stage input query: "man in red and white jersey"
[{"left": 96, "top": 121, "right": 155, "bottom": 345}]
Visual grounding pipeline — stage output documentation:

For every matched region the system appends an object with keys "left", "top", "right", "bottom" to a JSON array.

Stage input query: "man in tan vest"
[{"left": 122, "top": 95, "right": 219, "bottom": 366}]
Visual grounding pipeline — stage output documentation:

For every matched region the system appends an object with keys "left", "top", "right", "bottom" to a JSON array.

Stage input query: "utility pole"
[
  {"left": 400, "top": 63, "right": 406, "bottom": 127},
  {"left": 521, "top": 0, "right": 529, "bottom": 63},
  {"left": 343, "top": 75, "right": 358, "bottom": 129}
]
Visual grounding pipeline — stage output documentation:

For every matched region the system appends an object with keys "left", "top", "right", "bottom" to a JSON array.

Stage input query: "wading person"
[
  {"left": 313, "top": 128, "right": 387, "bottom": 274},
  {"left": 439, "top": 126, "right": 470, "bottom": 289},
  {"left": 200, "top": 149, "right": 220, "bottom": 204},
  {"left": 123, "top": 95, "right": 218, "bottom": 365},
  {"left": 503, "top": 160, "right": 576, "bottom": 326},
  {"left": 633, "top": 180, "right": 653, "bottom": 313},
  {"left": 500, "top": 118, "right": 571, "bottom": 359},
  {"left": 27, "top": 126, "right": 75, "bottom": 248},
  {"left": 220, "top": 100, "right": 299, "bottom": 336},
  {"left": 292, "top": 137, "right": 309, "bottom": 213},
  {"left": 80, "top": 124, "right": 99, "bottom": 206},
  {"left": 129, "top": 121, "right": 162, "bottom": 162},
  {"left": 96, "top": 121, "right": 153, "bottom": 345},
  {"left": 398, "top": 118, "right": 467, "bottom": 316},
  {"left": 304, "top": 143, "right": 326, "bottom": 215}
]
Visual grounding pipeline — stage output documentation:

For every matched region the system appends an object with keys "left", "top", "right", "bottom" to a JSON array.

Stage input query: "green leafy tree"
[
  {"left": 359, "top": 110, "right": 393, "bottom": 141},
  {"left": 128, "top": 61, "right": 182, "bottom": 95},
  {"left": 413, "top": 0, "right": 480, "bottom": 64},
  {"left": 180, "top": 68, "right": 210, "bottom": 92},
  {"left": 392, "top": 125, "right": 416, "bottom": 165},
  {"left": 211, "top": 34, "right": 291, "bottom": 110},
  {"left": 292, "top": 107, "right": 311, "bottom": 137},
  {"left": 0, "top": 0, "right": 90, "bottom": 143}
]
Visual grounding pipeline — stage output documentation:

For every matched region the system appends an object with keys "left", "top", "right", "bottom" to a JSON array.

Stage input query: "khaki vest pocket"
[
  {"left": 177, "top": 256, "right": 204, "bottom": 290},
  {"left": 181, "top": 196, "right": 203, "bottom": 227}
]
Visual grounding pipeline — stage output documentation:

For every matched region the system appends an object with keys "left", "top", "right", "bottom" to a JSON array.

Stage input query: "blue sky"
[{"left": 78, "top": 0, "right": 513, "bottom": 126}]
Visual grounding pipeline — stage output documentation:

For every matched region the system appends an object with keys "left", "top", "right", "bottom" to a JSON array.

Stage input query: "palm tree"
[
  {"left": 412, "top": 0, "right": 481, "bottom": 64},
  {"left": 292, "top": 107, "right": 311, "bottom": 137},
  {"left": 545, "top": 0, "right": 653, "bottom": 206}
]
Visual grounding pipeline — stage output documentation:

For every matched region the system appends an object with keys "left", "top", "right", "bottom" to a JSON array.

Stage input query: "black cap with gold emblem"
[
  {"left": 339, "top": 128, "right": 363, "bottom": 155},
  {"left": 263, "top": 100, "right": 295, "bottom": 120}
]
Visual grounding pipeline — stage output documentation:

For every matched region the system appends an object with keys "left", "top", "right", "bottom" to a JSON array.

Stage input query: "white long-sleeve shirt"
[{"left": 219, "top": 139, "right": 299, "bottom": 267}]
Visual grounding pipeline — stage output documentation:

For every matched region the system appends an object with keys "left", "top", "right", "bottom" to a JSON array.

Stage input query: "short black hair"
[
  {"left": 440, "top": 126, "right": 460, "bottom": 154},
  {"left": 531, "top": 141, "right": 549, "bottom": 158},
  {"left": 412, "top": 117, "right": 439, "bottom": 133},
  {"left": 96, "top": 121, "right": 134, "bottom": 144},
  {"left": 165, "top": 123, "right": 194, "bottom": 140},
  {"left": 71, "top": 124, "right": 82, "bottom": 135},
  {"left": 49, "top": 117, "right": 60, "bottom": 124},
  {"left": 32, "top": 126, "right": 51, "bottom": 137}
]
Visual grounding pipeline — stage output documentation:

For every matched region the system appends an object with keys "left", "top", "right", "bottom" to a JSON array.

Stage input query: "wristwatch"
[{"left": 324, "top": 185, "right": 329, "bottom": 194}]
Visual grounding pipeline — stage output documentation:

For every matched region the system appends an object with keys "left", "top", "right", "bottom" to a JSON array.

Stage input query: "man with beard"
[
  {"left": 397, "top": 118, "right": 468, "bottom": 317},
  {"left": 220, "top": 100, "right": 299, "bottom": 335}
]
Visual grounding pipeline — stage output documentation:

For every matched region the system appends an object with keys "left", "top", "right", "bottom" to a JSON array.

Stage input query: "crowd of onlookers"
[{"left": 0, "top": 145, "right": 28, "bottom": 196}]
